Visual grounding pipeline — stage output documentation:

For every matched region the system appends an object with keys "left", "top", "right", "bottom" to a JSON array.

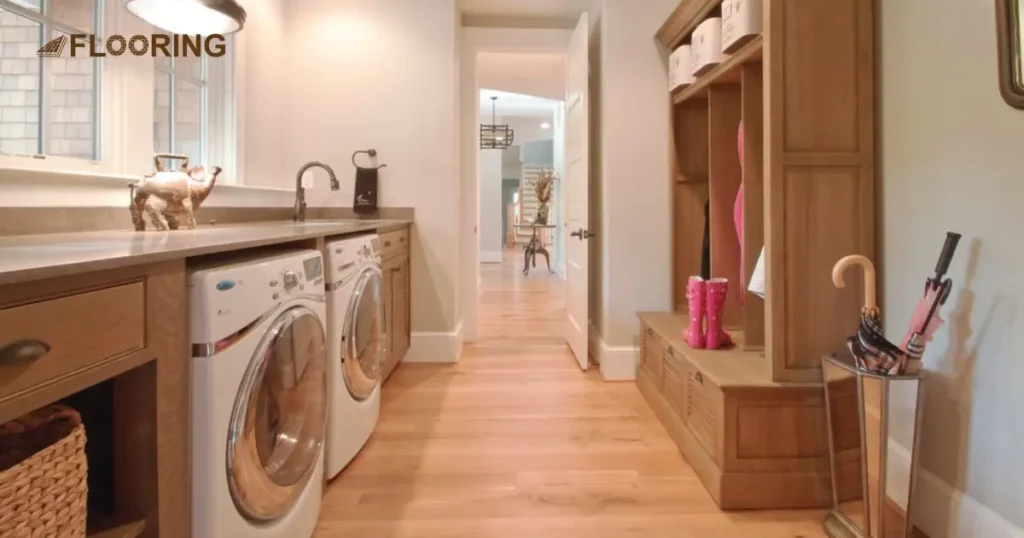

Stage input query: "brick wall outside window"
[{"left": 0, "top": 1, "right": 97, "bottom": 160}]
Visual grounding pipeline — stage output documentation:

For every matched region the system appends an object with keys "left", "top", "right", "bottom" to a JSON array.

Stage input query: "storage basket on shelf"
[{"left": 0, "top": 404, "right": 88, "bottom": 538}]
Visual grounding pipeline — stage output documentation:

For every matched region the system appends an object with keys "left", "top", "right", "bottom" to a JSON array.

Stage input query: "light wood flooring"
[{"left": 315, "top": 252, "right": 828, "bottom": 537}]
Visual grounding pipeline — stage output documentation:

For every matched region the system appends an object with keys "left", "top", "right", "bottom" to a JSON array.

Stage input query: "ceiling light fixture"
[
  {"left": 480, "top": 96, "right": 514, "bottom": 150},
  {"left": 540, "top": 122, "right": 552, "bottom": 130},
  {"left": 124, "top": 0, "right": 247, "bottom": 35}
]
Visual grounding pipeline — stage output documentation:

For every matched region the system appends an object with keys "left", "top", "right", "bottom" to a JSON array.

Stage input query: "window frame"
[
  {"left": 0, "top": 0, "right": 115, "bottom": 173},
  {"left": 0, "top": 0, "right": 242, "bottom": 183},
  {"left": 152, "top": 35, "right": 239, "bottom": 184}
]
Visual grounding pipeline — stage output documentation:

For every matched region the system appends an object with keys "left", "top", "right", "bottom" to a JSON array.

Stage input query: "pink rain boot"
[
  {"left": 705, "top": 278, "right": 733, "bottom": 350},
  {"left": 683, "top": 276, "right": 706, "bottom": 348}
]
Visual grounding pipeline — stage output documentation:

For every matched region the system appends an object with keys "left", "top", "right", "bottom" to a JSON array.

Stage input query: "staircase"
[{"left": 515, "top": 167, "right": 556, "bottom": 258}]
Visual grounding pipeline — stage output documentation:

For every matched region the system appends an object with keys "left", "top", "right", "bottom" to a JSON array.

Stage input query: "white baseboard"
[
  {"left": 480, "top": 251, "right": 504, "bottom": 263},
  {"left": 405, "top": 321, "right": 463, "bottom": 363},
  {"left": 914, "top": 465, "right": 1024, "bottom": 538},
  {"left": 589, "top": 321, "right": 638, "bottom": 381}
]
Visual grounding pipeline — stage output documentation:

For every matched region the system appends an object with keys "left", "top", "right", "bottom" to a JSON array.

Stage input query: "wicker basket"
[{"left": 0, "top": 404, "right": 88, "bottom": 538}]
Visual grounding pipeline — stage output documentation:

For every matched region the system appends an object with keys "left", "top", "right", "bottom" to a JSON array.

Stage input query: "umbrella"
[
  {"left": 899, "top": 232, "right": 961, "bottom": 362},
  {"left": 832, "top": 255, "right": 913, "bottom": 375}
]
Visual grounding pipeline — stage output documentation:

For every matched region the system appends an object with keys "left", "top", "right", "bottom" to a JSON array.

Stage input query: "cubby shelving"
[{"left": 640, "top": 0, "right": 876, "bottom": 510}]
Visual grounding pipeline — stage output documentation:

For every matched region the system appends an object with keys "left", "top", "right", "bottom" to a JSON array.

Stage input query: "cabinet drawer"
[
  {"left": 685, "top": 361, "right": 723, "bottom": 464},
  {"left": 662, "top": 346, "right": 687, "bottom": 416},
  {"left": 380, "top": 228, "right": 408, "bottom": 261},
  {"left": 639, "top": 326, "right": 662, "bottom": 386},
  {"left": 0, "top": 282, "right": 146, "bottom": 401}
]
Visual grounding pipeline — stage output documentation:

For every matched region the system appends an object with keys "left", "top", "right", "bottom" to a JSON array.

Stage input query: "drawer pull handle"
[
  {"left": 399, "top": 236, "right": 405, "bottom": 243},
  {"left": 694, "top": 372, "right": 704, "bottom": 384},
  {"left": 385, "top": 240, "right": 392, "bottom": 247},
  {"left": 0, "top": 339, "right": 51, "bottom": 365}
]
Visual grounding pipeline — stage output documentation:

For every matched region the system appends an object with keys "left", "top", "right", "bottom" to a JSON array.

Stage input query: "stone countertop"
[{"left": 0, "top": 219, "right": 411, "bottom": 286}]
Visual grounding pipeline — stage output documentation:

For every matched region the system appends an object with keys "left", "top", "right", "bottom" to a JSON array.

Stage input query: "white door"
[{"left": 564, "top": 12, "right": 590, "bottom": 370}]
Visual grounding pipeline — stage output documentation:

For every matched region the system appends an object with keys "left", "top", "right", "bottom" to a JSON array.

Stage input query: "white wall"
[
  {"left": 278, "top": 0, "right": 460, "bottom": 358},
  {"left": 477, "top": 52, "right": 566, "bottom": 100},
  {"left": 238, "top": 0, "right": 287, "bottom": 189},
  {"left": 478, "top": 146, "right": 504, "bottom": 262},
  {"left": 591, "top": 0, "right": 675, "bottom": 348},
  {"left": 881, "top": 1, "right": 1024, "bottom": 536},
  {"left": 502, "top": 115, "right": 555, "bottom": 144}
]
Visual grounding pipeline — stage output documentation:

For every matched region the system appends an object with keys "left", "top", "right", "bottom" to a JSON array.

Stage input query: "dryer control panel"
[{"left": 324, "top": 234, "right": 381, "bottom": 281}]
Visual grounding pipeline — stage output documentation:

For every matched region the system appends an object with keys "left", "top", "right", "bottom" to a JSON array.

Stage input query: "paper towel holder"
[{"left": 352, "top": 149, "right": 386, "bottom": 169}]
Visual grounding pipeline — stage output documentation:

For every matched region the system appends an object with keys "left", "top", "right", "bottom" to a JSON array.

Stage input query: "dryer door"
[
  {"left": 342, "top": 265, "right": 386, "bottom": 401},
  {"left": 227, "top": 305, "right": 328, "bottom": 522}
]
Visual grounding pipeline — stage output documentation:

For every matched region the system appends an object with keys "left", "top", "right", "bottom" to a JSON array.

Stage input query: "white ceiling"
[
  {"left": 477, "top": 52, "right": 565, "bottom": 101},
  {"left": 457, "top": 0, "right": 594, "bottom": 19},
  {"left": 480, "top": 89, "right": 559, "bottom": 119}
]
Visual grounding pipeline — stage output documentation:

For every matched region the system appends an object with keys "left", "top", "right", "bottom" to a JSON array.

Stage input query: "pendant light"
[
  {"left": 124, "top": 0, "right": 247, "bottom": 35},
  {"left": 480, "top": 96, "right": 514, "bottom": 150}
]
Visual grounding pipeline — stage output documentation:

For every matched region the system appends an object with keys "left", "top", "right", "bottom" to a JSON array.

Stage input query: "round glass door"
[
  {"left": 343, "top": 266, "right": 386, "bottom": 401},
  {"left": 226, "top": 306, "right": 328, "bottom": 522}
]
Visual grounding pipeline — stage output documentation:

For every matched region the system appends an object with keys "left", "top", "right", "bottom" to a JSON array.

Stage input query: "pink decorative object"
[
  {"left": 683, "top": 276, "right": 707, "bottom": 348},
  {"left": 705, "top": 278, "right": 733, "bottom": 349},
  {"left": 900, "top": 287, "right": 946, "bottom": 349},
  {"left": 734, "top": 123, "right": 745, "bottom": 301}
]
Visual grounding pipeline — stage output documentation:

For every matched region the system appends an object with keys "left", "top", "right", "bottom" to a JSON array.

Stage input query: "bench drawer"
[{"left": 0, "top": 282, "right": 146, "bottom": 401}]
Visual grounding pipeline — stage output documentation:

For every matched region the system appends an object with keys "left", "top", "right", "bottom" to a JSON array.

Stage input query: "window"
[
  {"left": 0, "top": 0, "right": 101, "bottom": 161},
  {"left": 153, "top": 36, "right": 235, "bottom": 176}
]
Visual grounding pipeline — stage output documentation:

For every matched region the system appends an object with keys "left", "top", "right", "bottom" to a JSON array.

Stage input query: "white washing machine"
[
  {"left": 324, "top": 233, "right": 387, "bottom": 479},
  {"left": 189, "top": 249, "right": 329, "bottom": 538}
]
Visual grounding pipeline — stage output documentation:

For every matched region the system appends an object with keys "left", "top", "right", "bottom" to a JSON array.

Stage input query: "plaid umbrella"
[{"left": 833, "top": 255, "right": 915, "bottom": 376}]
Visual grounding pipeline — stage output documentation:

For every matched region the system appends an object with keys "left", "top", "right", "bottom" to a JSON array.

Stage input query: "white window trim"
[{"left": 0, "top": 0, "right": 245, "bottom": 182}]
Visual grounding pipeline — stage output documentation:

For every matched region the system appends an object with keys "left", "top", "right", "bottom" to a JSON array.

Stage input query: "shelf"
[
  {"left": 671, "top": 36, "right": 763, "bottom": 105},
  {"left": 657, "top": 0, "right": 722, "bottom": 49},
  {"left": 638, "top": 311, "right": 821, "bottom": 389}
]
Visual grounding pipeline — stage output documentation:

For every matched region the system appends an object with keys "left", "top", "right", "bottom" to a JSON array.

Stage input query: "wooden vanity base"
[
  {"left": 636, "top": 312, "right": 834, "bottom": 510},
  {"left": 0, "top": 261, "right": 188, "bottom": 538}
]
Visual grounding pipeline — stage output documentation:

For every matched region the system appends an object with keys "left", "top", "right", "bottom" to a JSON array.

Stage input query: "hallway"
[{"left": 314, "top": 253, "right": 827, "bottom": 537}]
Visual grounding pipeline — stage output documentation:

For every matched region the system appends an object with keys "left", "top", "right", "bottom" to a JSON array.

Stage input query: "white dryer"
[
  {"left": 189, "top": 249, "right": 328, "bottom": 538},
  {"left": 324, "top": 233, "right": 387, "bottom": 479}
]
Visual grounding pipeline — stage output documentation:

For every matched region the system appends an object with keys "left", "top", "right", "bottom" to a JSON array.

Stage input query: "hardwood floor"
[{"left": 315, "top": 252, "right": 828, "bottom": 537}]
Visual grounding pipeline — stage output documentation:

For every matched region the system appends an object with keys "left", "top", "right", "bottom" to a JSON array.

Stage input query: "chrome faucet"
[{"left": 294, "top": 161, "right": 340, "bottom": 222}]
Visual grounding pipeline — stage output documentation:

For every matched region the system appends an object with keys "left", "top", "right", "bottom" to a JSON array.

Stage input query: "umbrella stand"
[{"left": 832, "top": 255, "right": 914, "bottom": 376}]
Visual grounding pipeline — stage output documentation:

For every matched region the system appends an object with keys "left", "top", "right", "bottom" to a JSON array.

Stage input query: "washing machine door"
[
  {"left": 226, "top": 305, "right": 328, "bottom": 522},
  {"left": 342, "top": 265, "right": 386, "bottom": 401}
]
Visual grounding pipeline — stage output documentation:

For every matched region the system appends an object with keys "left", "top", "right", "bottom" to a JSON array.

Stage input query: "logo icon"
[{"left": 37, "top": 35, "right": 68, "bottom": 58}]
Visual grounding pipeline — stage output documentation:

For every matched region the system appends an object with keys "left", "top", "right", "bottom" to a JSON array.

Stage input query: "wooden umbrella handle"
[{"left": 832, "top": 254, "right": 877, "bottom": 311}]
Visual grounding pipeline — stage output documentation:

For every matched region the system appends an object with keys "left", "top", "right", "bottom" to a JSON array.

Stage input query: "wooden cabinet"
[
  {"left": 380, "top": 227, "right": 411, "bottom": 383},
  {"left": 637, "top": 312, "right": 831, "bottom": 510},
  {"left": 642, "top": 0, "right": 876, "bottom": 512},
  {"left": 657, "top": 0, "right": 875, "bottom": 382},
  {"left": 0, "top": 262, "right": 189, "bottom": 538}
]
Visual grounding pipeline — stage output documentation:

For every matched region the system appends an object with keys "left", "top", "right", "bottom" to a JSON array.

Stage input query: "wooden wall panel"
[
  {"left": 781, "top": 0, "right": 860, "bottom": 153},
  {"left": 707, "top": 85, "right": 743, "bottom": 328},
  {"left": 765, "top": 0, "right": 875, "bottom": 382},
  {"left": 782, "top": 167, "right": 864, "bottom": 372},
  {"left": 673, "top": 182, "right": 709, "bottom": 311},
  {"left": 740, "top": 64, "right": 766, "bottom": 349},
  {"left": 673, "top": 101, "right": 710, "bottom": 183}
]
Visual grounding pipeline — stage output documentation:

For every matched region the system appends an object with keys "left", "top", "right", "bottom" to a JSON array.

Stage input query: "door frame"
[{"left": 458, "top": 27, "right": 575, "bottom": 343}]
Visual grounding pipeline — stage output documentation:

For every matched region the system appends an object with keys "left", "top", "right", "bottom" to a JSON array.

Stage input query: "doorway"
[
  {"left": 459, "top": 16, "right": 591, "bottom": 369},
  {"left": 478, "top": 88, "right": 563, "bottom": 269}
]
